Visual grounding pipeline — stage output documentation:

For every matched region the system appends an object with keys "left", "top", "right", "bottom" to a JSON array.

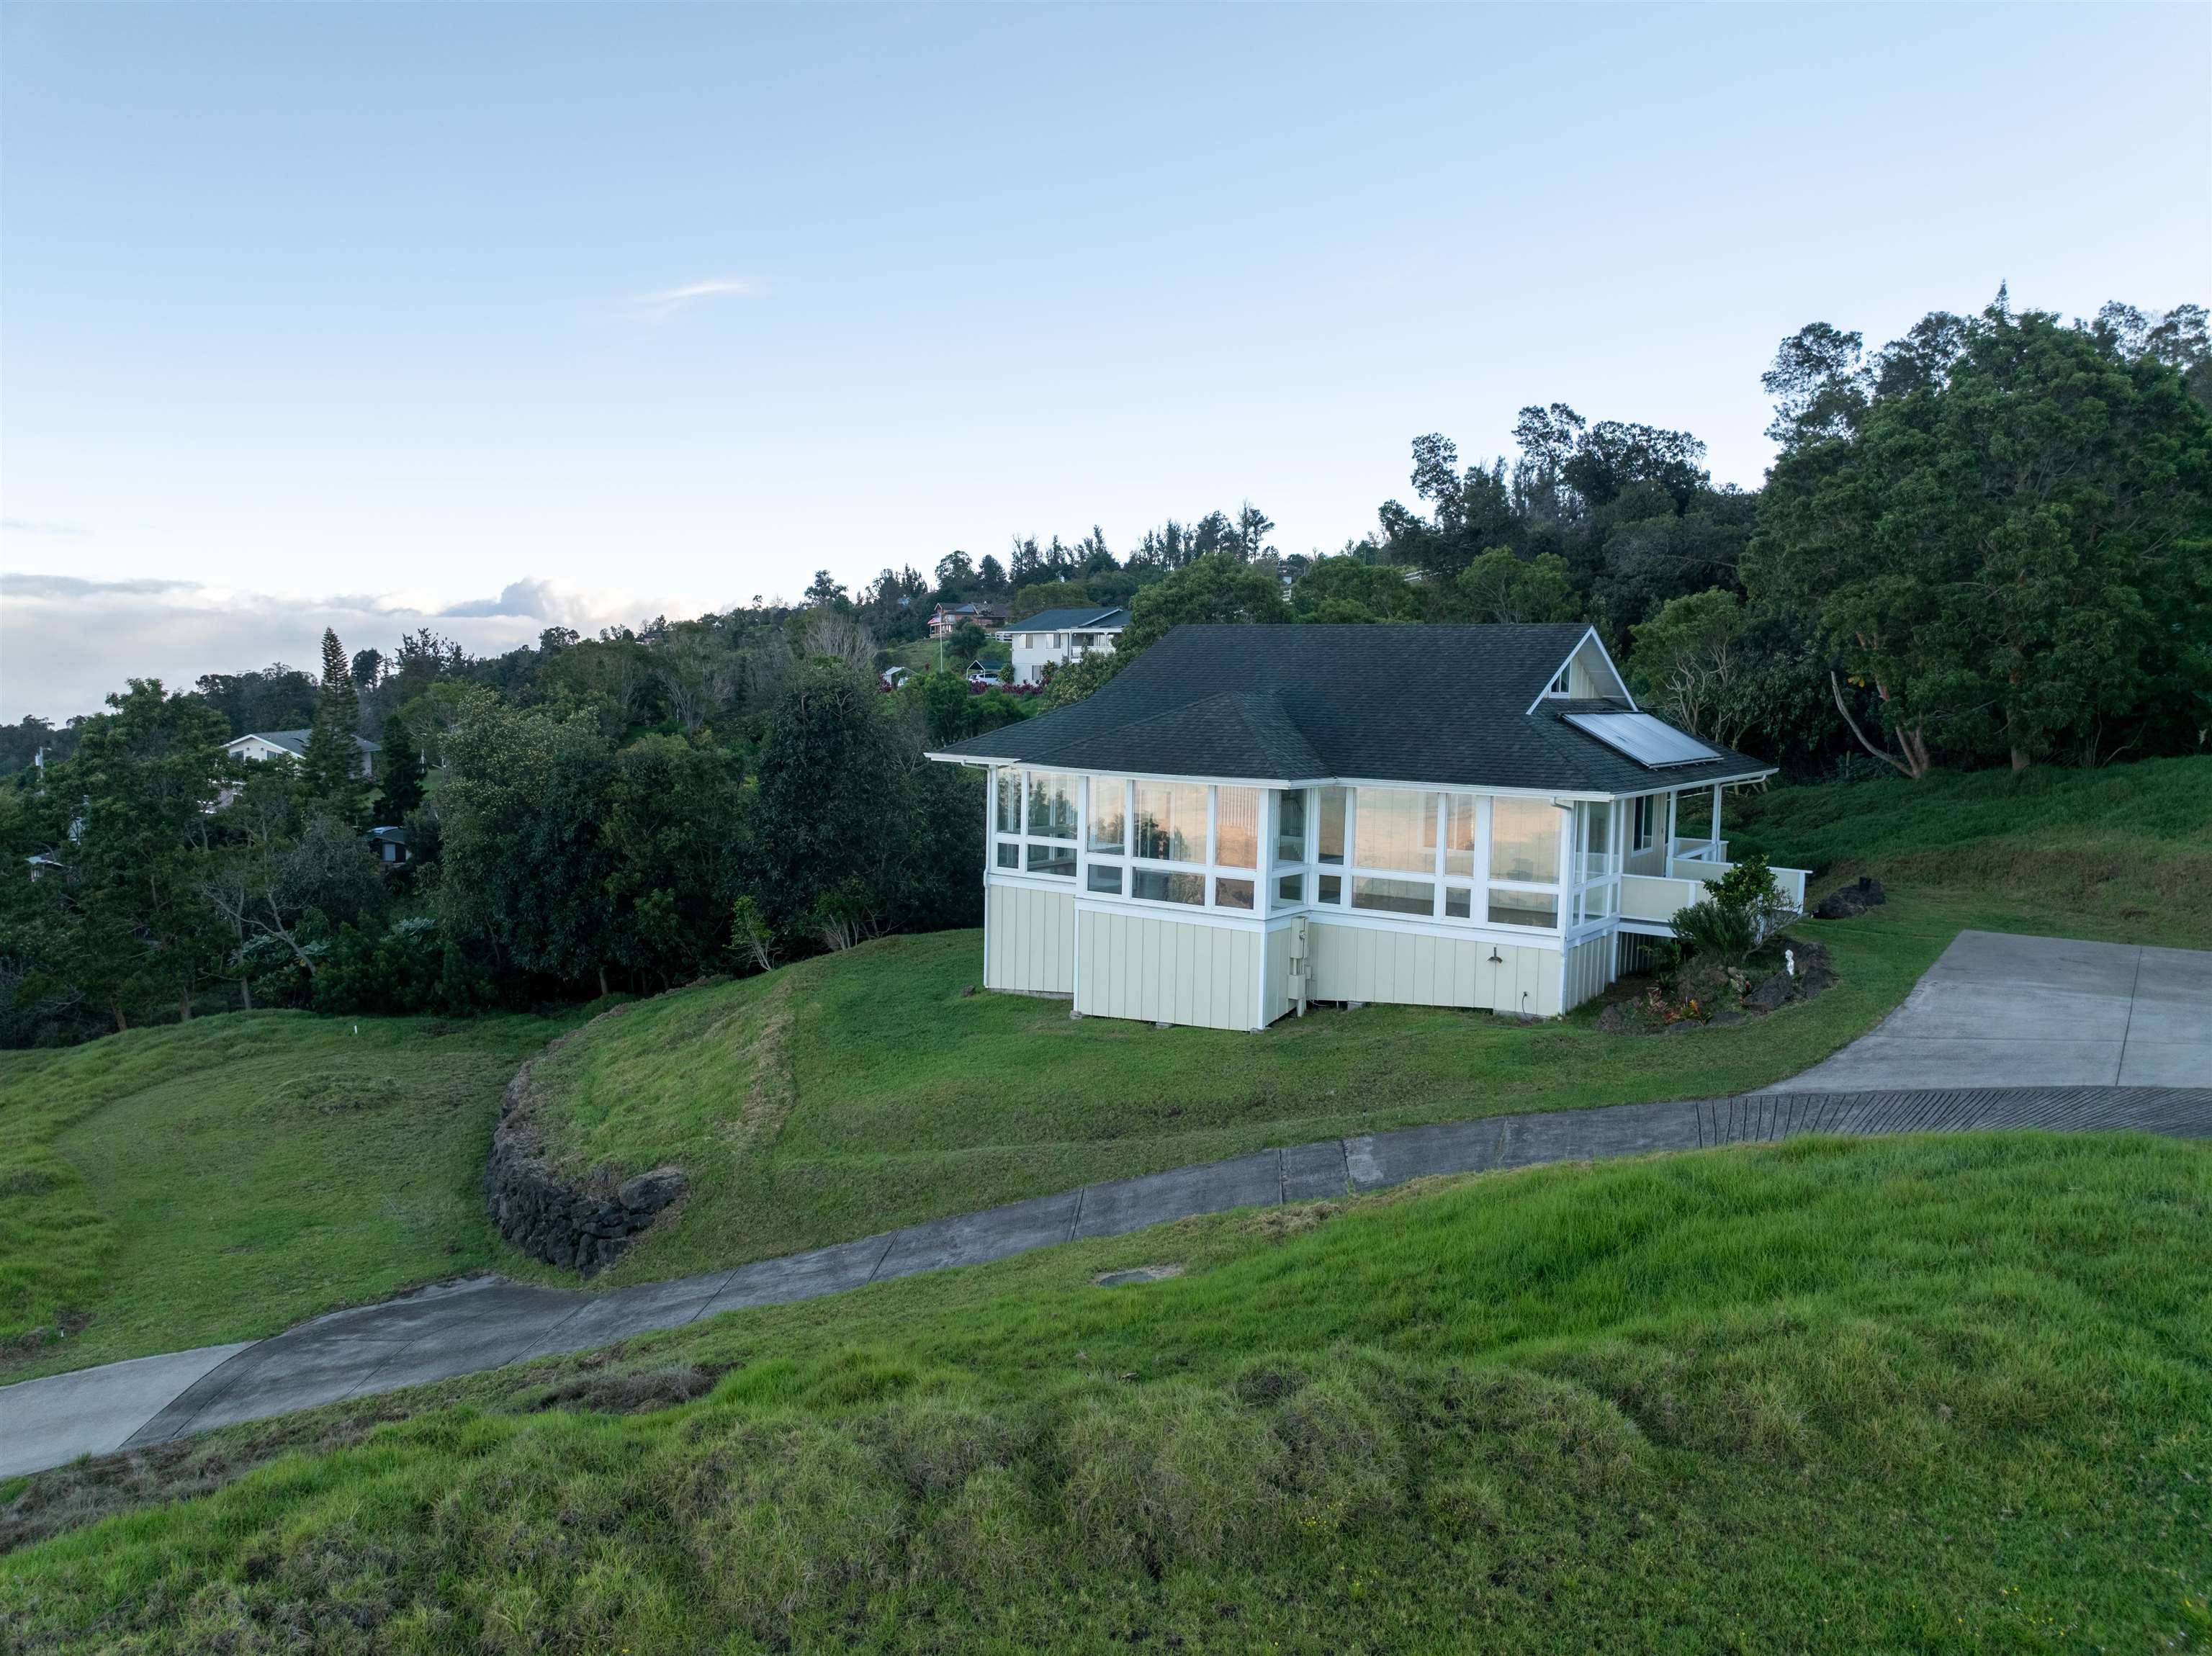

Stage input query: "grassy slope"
[
  {"left": 0, "top": 1012, "right": 576, "bottom": 1381},
  {"left": 529, "top": 757, "right": 2212, "bottom": 1290},
  {"left": 4, "top": 1135, "right": 2207, "bottom": 1650}
]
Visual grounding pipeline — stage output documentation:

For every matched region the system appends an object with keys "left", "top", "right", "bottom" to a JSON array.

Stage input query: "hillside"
[
  {"left": 0, "top": 1011, "right": 577, "bottom": 1382},
  {"left": 5, "top": 1134, "right": 2208, "bottom": 1650}
]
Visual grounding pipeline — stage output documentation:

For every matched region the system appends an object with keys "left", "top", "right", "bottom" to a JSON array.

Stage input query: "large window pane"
[
  {"left": 1215, "top": 787, "right": 1259, "bottom": 869},
  {"left": 1275, "top": 790, "right": 1308, "bottom": 863},
  {"left": 1028, "top": 771, "right": 1078, "bottom": 840},
  {"left": 995, "top": 770, "right": 1020, "bottom": 834},
  {"left": 1353, "top": 876, "right": 1435, "bottom": 916},
  {"left": 1444, "top": 794, "right": 1478, "bottom": 878},
  {"left": 1087, "top": 862, "right": 1123, "bottom": 894},
  {"left": 1317, "top": 786, "right": 1348, "bottom": 865},
  {"left": 1490, "top": 798, "right": 1560, "bottom": 883},
  {"left": 1087, "top": 778, "right": 1125, "bottom": 853},
  {"left": 1488, "top": 889, "right": 1557, "bottom": 928},
  {"left": 1132, "top": 868, "right": 1204, "bottom": 905},
  {"left": 1026, "top": 842, "right": 1074, "bottom": 878},
  {"left": 1355, "top": 788, "right": 1438, "bottom": 873},
  {"left": 1579, "top": 801, "right": 1614, "bottom": 882},
  {"left": 1213, "top": 876, "right": 1254, "bottom": 910},
  {"left": 1135, "top": 782, "right": 1208, "bottom": 863}
]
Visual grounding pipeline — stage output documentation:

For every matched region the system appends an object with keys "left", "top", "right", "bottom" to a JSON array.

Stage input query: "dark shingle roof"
[
  {"left": 1004, "top": 607, "right": 1130, "bottom": 631},
  {"left": 932, "top": 624, "right": 1773, "bottom": 794},
  {"left": 230, "top": 729, "right": 379, "bottom": 757}
]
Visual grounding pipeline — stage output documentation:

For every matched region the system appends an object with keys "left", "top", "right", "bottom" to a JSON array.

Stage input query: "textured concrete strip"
[
  {"left": 874, "top": 1191, "right": 1084, "bottom": 1280},
  {"left": 0, "top": 1343, "right": 253, "bottom": 1477},
  {"left": 1281, "top": 1138, "right": 1352, "bottom": 1201},
  {"left": 695, "top": 1236, "right": 888, "bottom": 1317},
  {"left": 1499, "top": 1097, "right": 1704, "bottom": 1168},
  {"left": 127, "top": 1278, "right": 588, "bottom": 1444},
  {"left": 1071, "top": 1151, "right": 1282, "bottom": 1238},
  {"left": 1343, "top": 1117, "right": 1503, "bottom": 1190}
]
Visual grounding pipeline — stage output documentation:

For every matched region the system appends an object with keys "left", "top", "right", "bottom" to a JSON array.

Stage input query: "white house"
[
  {"left": 927, "top": 622, "right": 1806, "bottom": 1030},
  {"left": 994, "top": 606, "right": 1130, "bottom": 686},
  {"left": 224, "top": 729, "right": 377, "bottom": 775}
]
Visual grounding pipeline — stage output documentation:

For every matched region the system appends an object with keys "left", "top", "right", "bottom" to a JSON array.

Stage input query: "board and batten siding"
[
  {"left": 1562, "top": 932, "right": 1617, "bottom": 1012},
  {"left": 1305, "top": 922, "right": 1561, "bottom": 1018},
  {"left": 984, "top": 883, "right": 1075, "bottom": 996},
  {"left": 1076, "top": 910, "right": 1262, "bottom": 1032}
]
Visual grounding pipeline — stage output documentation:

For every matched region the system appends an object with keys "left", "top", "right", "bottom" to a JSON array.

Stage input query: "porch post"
[{"left": 1710, "top": 783, "right": 1723, "bottom": 859}]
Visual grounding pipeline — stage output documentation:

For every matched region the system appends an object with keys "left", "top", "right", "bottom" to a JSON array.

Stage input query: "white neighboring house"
[
  {"left": 927, "top": 622, "right": 1809, "bottom": 1031},
  {"left": 220, "top": 729, "right": 378, "bottom": 805},
  {"left": 995, "top": 607, "right": 1130, "bottom": 688}
]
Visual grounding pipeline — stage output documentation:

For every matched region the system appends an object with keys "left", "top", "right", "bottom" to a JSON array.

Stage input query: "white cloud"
[
  {"left": 629, "top": 276, "right": 758, "bottom": 320},
  {"left": 0, "top": 574, "right": 679, "bottom": 723}
]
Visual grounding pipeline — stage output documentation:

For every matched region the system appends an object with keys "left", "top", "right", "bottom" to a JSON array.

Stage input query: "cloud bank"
[{"left": 0, "top": 574, "right": 675, "bottom": 723}]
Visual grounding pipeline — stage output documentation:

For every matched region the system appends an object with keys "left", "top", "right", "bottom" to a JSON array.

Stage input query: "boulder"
[
  {"left": 1813, "top": 876, "right": 1887, "bottom": 920},
  {"left": 1745, "top": 971, "right": 1797, "bottom": 1014},
  {"left": 1707, "top": 1009, "right": 1748, "bottom": 1028}
]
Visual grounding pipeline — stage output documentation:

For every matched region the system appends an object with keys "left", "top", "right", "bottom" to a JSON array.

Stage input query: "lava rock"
[
  {"left": 1813, "top": 876, "right": 1887, "bottom": 919},
  {"left": 1745, "top": 971, "right": 1798, "bottom": 1014}
]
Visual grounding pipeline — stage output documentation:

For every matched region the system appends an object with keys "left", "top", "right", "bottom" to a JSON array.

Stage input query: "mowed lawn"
[
  {"left": 6, "top": 1134, "right": 2208, "bottom": 1651},
  {"left": 0, "top": 1012, "right": 576, "bottom": 1382},
  {"left": 531, "top": 755, "right": 2212, "bottom": 1290}
]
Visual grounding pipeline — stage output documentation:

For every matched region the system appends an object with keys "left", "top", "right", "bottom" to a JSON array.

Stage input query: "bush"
[{"left": 1671, "top": 852, "right": 1797, "bottom": 966}]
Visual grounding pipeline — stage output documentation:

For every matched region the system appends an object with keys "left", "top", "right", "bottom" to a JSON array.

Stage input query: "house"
[
  {"left": 967, "top": 659, "right": 1008, "bottom": 686},
  {"left": 926, "top": 623, "right": 1807, "bottom": 1031},
  {"left": 994, "top": 606, "right": 1131, "bottom": 686},
  {"left": 365, "top": 826, "right": 411, "bottom": 865},
  {"left": 927, "top": 601, "right": 1007, "bottom": 640},
  {"left": 225, "top": 729, "right": 377, "bottom": 776},
  {"left": 881, "top": 665, "right": 914, "bottom": 691}
]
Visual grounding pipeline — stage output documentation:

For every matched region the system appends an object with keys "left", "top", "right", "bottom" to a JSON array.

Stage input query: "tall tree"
[
  {"left": 374, "top": 713, "right": 426, "bottom": 820},
  {"left": 301, "top": 628, "right": 370, "bottom": 820},
  {"left": 1749, "top": 302, "right": 2212, "bottom": 773}
]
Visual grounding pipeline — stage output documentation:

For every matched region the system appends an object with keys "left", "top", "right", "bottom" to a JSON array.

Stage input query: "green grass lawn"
[
  {"left": 0, "top": 1011, "right": 577, "bottom": 1382},
  {"left": 527, "top": 755, "right": 2212, "bottom": 1292},
  {"left": 6, "top": 1133, "right": 2208, "bottom": 1650}
]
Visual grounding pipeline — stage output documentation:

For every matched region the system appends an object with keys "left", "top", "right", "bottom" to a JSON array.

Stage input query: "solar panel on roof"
[{"left": 1562, "top": 711, "right": 1715, "bottom": 768}]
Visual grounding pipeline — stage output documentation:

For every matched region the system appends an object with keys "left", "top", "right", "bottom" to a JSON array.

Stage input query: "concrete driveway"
[{"left": 1773, "top": 930, "right": 2211, "bottom": 1092}]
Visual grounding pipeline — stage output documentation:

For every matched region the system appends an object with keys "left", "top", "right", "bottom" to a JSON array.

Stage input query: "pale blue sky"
[{"left": 3, "top": 2, "right": 2207, "bottom": 719}]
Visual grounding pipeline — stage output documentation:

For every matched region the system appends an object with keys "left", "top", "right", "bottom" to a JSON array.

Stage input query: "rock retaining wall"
[{"left": 486, "top": 1006, "right": 685, "bottom": 1274}]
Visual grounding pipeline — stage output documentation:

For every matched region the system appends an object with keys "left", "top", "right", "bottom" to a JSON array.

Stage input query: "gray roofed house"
[
  {"left": 927, "top": 622, "right": 1802, "bottom": 1032},
  {"left": 994, "top": 606, "right": 1131, "bottom": 687},
  {"left": 224, "top": 729, "right": 378, "bottom": 775}
]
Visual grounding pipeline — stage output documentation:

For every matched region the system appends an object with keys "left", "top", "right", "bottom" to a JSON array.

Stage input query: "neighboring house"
[
  {"left": 880, "top": 665, "right": 914, "bottom": 690},
  {"left": 927, "top": 623, "right": 1806, "bottom": 1032},
  {"left": 365, "top": 826, "right": 411, "bottom": 865},
  {"left": 994, "top": 606, "right": 1130, "bottom": 686},
  {"left": 928, "top": 601, "right": 1007, "bottom": 640},
  {"left": 225, "top": 729, "right": 378, "bottom": 775}
]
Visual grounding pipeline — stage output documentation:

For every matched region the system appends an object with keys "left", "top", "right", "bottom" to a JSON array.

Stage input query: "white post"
[{"left": 1710, "top": 783, "right": 1724, "bottom": 861}]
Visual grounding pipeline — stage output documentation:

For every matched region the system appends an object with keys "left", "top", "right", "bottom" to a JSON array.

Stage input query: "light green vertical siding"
[
  {"left": 1306, "top": 922, "right": 1562, "bottom": 1017},
  {"left": 1563, "top": 933, "right": 1617, "bottom": 1012},
  {"left": 984, "top": 883, "right": 1074, "bottom": 995},
  {"left": 1076, "top": 911, "right": 1262, "bottom": 1031},
  {"left": 1262, "top": 926, "right": 1295, "bottom": 1025}
]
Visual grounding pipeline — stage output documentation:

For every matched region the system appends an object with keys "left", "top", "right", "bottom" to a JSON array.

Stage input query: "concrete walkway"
[
  {"left": 6, "top": 1079, "right": 2206, "bottom": 1478},
  {"left": 1776, "top": 930, "right": 2212, "bottom": 1091}
]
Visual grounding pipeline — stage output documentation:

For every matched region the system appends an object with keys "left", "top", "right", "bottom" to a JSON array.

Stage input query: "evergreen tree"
[
  {"left": 374, "top": 713, "right": 425, "bottom": 821},
  {"left": 301, "top": 627, "right": 370, "bottom": 820}
]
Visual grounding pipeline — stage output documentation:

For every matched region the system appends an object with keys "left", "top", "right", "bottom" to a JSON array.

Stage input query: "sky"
[{"left": 3, "top": 2, "right": 2208, "bottom": 722}]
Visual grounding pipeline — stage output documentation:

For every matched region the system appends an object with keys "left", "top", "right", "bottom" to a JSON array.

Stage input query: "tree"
[
  {"left": 803, "top": 570, "right": 850, "bottom": 610},
  {"left": 1455, "top": 549, "right": 1579, "bottom": 624},
  {"left": 1118, "top": 554, "right": 1293, "bottom": 656},
  {"left": 600, "top": 736, "right": 750, "bottom": 989},
  {"left": 1749, "top": 302, "right": 2212, "bottom": 773},
  {"left": 975, "top": 554, "right": 1007, "bottom": 593},
  {"left": 21, "top": 681, "right": 235, "bottom": 1027},
  {"left": 1627, "top": 590, "right": 1760, "bottom": 749},
  {"left": 301, "top": 628, "right": 371, "bottom": 822},
  {"left": 935, "top": 549, "right": 976, "bottom": 593},
  {"left": 1290, "top": 558, "right": 1423, "bottom": 622},
  {"left": 374, "top": 713, "right": 425, "bottom": 820}
]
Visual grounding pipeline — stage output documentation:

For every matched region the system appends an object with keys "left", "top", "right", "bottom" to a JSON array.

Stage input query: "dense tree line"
[{"left": 4, "top": 291, "right": 2203, "bottom": 1046}]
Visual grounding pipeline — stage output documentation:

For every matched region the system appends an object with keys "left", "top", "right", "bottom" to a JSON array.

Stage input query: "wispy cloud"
[
  {"left": 0, "top": 574, "right": 681, "bottom": 722},
  {"left": 629, "top": 276, "right": 759, "bottom": 320},
  {"left": 2, "top": 516, "right": 89, "bottom": 537}
]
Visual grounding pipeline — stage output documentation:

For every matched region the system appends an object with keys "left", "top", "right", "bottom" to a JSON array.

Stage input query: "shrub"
[
  {"left": 1671, "top": 852, "right": 1797, "bottom": 966},
  {"left": 1058, "top": 1383, "right": 1286, "bottom": 1569}
]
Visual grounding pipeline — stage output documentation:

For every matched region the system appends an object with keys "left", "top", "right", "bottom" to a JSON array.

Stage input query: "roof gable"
[{"left": 1005, "top": 606, "right": 1130, "bottom": 631}]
